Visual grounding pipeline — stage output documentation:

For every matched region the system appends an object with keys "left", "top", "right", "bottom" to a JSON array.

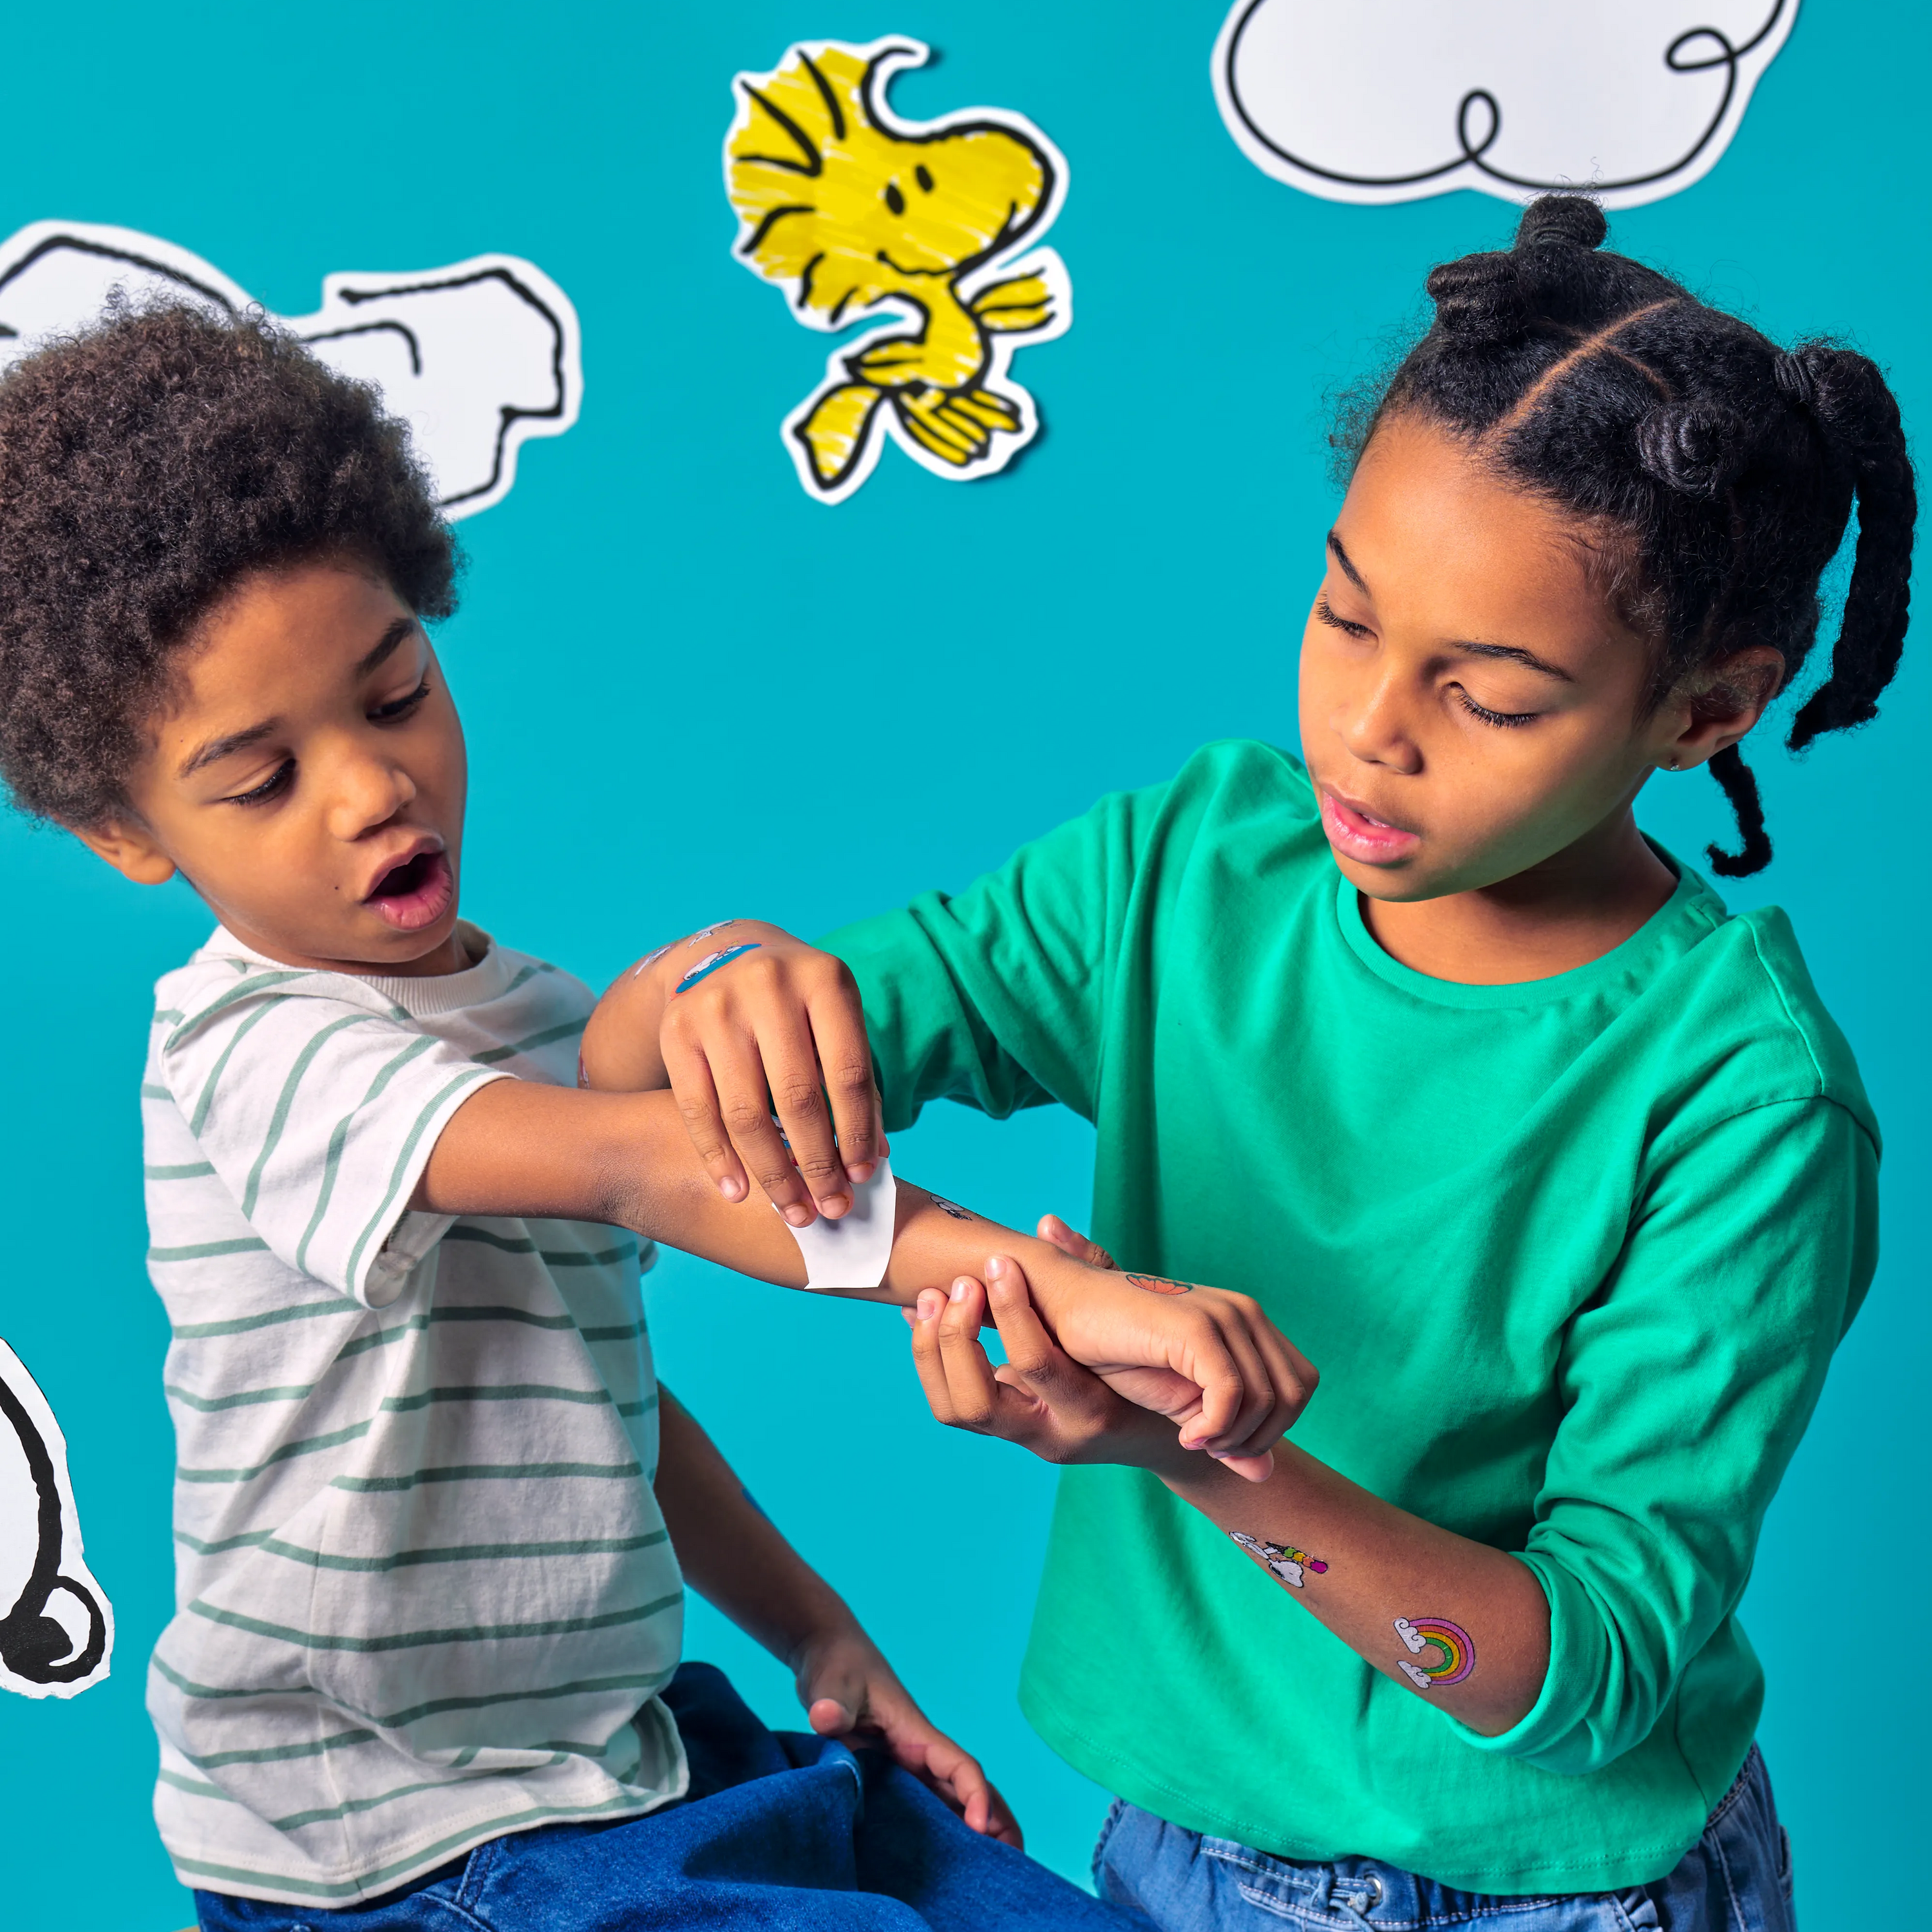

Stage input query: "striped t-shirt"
[{"left": 142, "top": 923, "right": 683, "bottom": 1907}]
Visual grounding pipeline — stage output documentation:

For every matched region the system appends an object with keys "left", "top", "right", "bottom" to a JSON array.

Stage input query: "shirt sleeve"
[
  {"left": 158, "top": 970, "right": 509, "bottom": 1307},
  {"left": 1452, "top": 1095, "right": 1878, "bottom": 1775},
  {"left": 822, "top": 780, "right": 1162, "bottom": 1130}
]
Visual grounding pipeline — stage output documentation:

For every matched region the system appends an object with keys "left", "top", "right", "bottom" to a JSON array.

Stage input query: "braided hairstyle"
[{"left": 1347, "top": 195, "right": 1915, "bottom": 876}]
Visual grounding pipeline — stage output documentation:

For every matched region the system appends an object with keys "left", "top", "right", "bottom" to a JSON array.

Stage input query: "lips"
[
  {"left": 363, "top": 842, "right": 455, "bottom": 933},
  {"left": 1318, "top": 787, "right": 1423, "bottom": 866}
]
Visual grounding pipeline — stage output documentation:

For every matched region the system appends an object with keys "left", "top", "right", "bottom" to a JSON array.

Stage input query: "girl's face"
[{"left": 1298, "top": 413, "right": 1747, "bottom": 904}]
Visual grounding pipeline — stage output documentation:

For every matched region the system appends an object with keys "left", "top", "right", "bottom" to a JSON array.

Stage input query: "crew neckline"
[
  {"left": 1335, "top": 849, "right": 1716, "bottom": 1010},
  {"left": 204, "top": 920, "right": 510, "bottom": 1018}
]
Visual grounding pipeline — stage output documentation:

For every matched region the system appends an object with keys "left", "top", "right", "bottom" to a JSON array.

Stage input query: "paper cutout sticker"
[
  {"left": 1213, "top": 0, "right": 1796, "bottom": 210},
  {"left": 725, "top": 37, "right": 1072, "bottom": 504},
  {"left": 0, "top": 1338, "right": 111, "bottom": 1698},
  {"left": 0, "top": 222, "right": 582, "bottom": 516}
]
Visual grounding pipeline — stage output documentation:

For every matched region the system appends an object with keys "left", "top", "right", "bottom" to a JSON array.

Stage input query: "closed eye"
[
  {"left": 1315, "top": 596, "right": 1371, "bottom": 638},
  {"left": 1455, "top": 690, "right": 1540, "bottom": 728},
  {"left": 224, "top": 759, "right": 294, "bottom": 806},
  {"left": 372, "top": 678, "right": 431, "bottom": 723}
]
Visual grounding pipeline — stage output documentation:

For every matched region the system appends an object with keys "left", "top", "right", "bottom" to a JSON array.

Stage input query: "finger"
[
  {"left": 701, "top": 1033, "right": 820, "bottom": 1226},
  {"left": 1034, "top": 1213, "right": 1117, "bottom": 1270},
  {"left": 1170, "top": 1313, "right": 1251, "bottom": 1454},
  {"left": 1221, "top": 1326, "right": 1320, "bottom": 1463},
  {"left": 750, "top": 1004, "right": 853, "bottom": 1218},
  {"left": 807, "top": 1696, "right": 857, "bottom": 1736},
  {"left": 935, "top": 1278, "right": 1005, "bottom": 1429},
  {"left": 1184, "top": 1309, "right": 1276, "bottom": 1455},
  {"left": 804, "top": 970, "right": 884, "bottom": 1184},
  {"left": 1217, "top": 1450, "right": 1276, "bottom": 1483},
  {"left": 909, "top": 1289, "right": 963, "bottom": 1426},
  {"left": 656, "top": 1030, "right": 752, "bottom": 1205},
  {"left": 982, "top": 1255, "right": 1069, "bottom": 1383}
]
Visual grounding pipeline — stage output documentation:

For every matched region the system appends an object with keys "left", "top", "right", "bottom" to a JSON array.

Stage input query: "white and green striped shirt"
[{"left": 143, "top": 923, "right": 683, "bottom": 1908}]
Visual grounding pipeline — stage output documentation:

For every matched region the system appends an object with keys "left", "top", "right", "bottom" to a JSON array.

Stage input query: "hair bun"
[
  {"left": 1514, "top": 195, "right": 1608, "bottom": 252},
  {"left": 1634, "top": 402, "right": 1748, "bottom": 498},
  {"left": 1424, "top": 254, "right": 1528, "bottom": 343}
]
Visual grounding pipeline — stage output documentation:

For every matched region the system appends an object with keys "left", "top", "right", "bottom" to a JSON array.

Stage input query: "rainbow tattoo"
[
  {"left": 674, "top": 943, "right": 761, "bottom": 995},
  {"left": 1230, "top": 1530, "right": 1328, "bottom": 1589},
  {"left": 1394, "top": 1616, "right": 1475, "bottom": 1689},
  {"left": 1124, "top": 1272, "right": 1194, "bottom": 1295}
]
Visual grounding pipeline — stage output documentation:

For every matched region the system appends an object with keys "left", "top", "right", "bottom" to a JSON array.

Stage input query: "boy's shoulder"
[{"left": 152, "top": 923, "right": 592, "bottom": 1053}]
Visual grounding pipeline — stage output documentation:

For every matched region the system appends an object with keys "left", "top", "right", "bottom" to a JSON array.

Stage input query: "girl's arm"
[
  {"left": 412, "top": 1078, "right": 1313, "bottom": 1471},
  {"left": 909, "top": 1255, "right": 1549, "bottom": 1736},
  {"left": 652, "top": 1385, "right": 1019, "bottom": 1842}
]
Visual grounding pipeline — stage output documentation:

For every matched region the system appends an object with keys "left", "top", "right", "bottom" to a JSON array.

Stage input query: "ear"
[
  {"left": 70, "top": 817, "right": 177, "bottom": 887},
  {"left": 1654, "top": 647, "right": 1786, "bottom": 772}
]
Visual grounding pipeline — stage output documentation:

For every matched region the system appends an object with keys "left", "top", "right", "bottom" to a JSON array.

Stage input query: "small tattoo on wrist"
[
  {"left": 1393, "top": 1616, "right": 1475, "bottom": 1689},
  {"left": 673, "top": 942, "right": 761, "bottom": 996},
  {"left": 1230, "top": 1530, "right": 1327, "bottom": 1588},
  {"left": 926, "top": 1194, "right": 974, "bottom": 1221},
  {"left": 1124, "top": 1272, "right": 1194, "bottom": 1295}
]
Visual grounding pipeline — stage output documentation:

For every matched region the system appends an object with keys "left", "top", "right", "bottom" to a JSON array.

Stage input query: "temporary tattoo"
[
  {"left": 576, "top": 1053, "right": 591, "bottom": 1090},
  {"left": 1230, "top": 1530, "right": 1328, "bottom": 1589},
  {"left": 634, "top": 922, "right": 746, "bottom": 977},
  {"left": 1124, "top": 1272, "right": 1194, "bottom": 1295},
  {"left": 684, "top": 919, "right": 744, "bottom": 949},
  {"left": 673, "top": 943, "right": 762, "bottom": 996},
  {"left": 926, "top": 1193, "right": 975, "bottom": 1221},
  {"left": 634, "top": 941, "right": 677, "bottom": 976},
  {"left": 1394, "top": 1616, "right": 1475, "bottom": 1689}
]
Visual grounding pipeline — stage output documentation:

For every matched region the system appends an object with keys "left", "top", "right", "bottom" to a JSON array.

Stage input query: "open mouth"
[
  {"left": 365, "top": 846, "right": 455, "bottom": 933},
  {"left": 1318, "top": 788, "right": 1423, "bottom": 866}
]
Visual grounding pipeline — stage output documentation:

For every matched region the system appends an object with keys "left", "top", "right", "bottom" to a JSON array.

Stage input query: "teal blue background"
[{"left": 0, "top": 3, "right": 1920, "bottom": 1925}]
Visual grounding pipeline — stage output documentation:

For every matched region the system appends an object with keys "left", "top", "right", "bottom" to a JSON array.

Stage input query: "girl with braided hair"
[{"left": 583, "top": 195, "right": 1909, "bottom": 1929}]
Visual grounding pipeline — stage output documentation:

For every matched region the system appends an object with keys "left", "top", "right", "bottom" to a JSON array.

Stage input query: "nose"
[
  {"left": 323, "top": 742, "right": 417, "bottom": 844},
  {"left": 1331, "top": 668, "right": 1422, "bottom": 775}
]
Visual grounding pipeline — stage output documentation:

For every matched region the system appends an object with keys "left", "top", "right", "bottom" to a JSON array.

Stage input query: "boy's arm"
[
  {"left": 652, "top": 1385, "right": 1019, "bottom": 1844},
  {"left": 908, "top": 1255, "right": 1549, "bottom": 1739},
  {"left": 412, "top": 1078, "right": 1312, "bottom": 1469}
]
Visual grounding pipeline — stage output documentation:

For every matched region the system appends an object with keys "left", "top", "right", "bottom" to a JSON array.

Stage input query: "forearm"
[
  {"left": 654, "top": 1388, "right": 856, "bottom": 1665},
  {"left": 1154, "top": 1441, "right": 1550, "bottom": 1736},
  {"left": 412, "top": 1079, "right": 1094, "bottom": 1315}
]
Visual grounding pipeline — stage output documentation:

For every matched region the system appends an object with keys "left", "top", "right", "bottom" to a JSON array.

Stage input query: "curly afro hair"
[{"left": 0, "top": 303, "right": 459, "bottom": 827}]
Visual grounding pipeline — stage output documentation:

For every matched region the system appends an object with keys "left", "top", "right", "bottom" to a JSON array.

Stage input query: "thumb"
[
  {"left": 808, "top": 1697, "right": 857, "bottom": 1737},
  {"left": 1036, "top": 1213, "right": 1117, "bottom": 1271}
]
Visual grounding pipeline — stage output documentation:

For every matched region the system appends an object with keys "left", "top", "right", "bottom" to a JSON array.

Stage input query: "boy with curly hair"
[{"left": 0, "top": 305, "right": 1307, "bottom": 1927}]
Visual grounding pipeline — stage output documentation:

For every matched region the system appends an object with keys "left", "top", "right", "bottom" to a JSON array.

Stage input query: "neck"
[
  {"left": 1362, "top": 806, "right": 1678, "bottom": 985},
  {"left": 220, "top": 918, "right": 473, "bottom": 980}
]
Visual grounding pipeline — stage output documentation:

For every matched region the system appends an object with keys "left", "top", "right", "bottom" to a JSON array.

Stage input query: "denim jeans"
[
  {"left": 194, "top": 1663, "right": 1142, "bottom": 1931},
  {"left": 1094, "top": 1743, "right": 1794, "bottom": 1931}
]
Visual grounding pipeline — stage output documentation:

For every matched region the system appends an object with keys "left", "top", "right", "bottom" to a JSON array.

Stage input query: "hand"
[
  {"left": 1016, "top": 1238, "right": 1316, "bottom": 1477},
  {"left": 793, "top": 1619, "right": 1021, "bottom": 1846},
  {"left": 649, "top": 927, "right": 886, "bottom": 1225},
  {"left": 907, "top": 1260, "right": 1180, "bottom": 1473}
]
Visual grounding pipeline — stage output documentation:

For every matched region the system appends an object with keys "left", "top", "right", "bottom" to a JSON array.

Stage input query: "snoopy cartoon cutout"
[
  {"left": 726, "top": 38, "right": 1072, "bottom": 504},
  {"left": 0, "top": 1340, "right": 111, "bottom": 1698}
]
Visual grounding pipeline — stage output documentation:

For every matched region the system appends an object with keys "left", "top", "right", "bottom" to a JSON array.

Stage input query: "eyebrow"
[
  {"left": 1326, "top": 531, "right": 1575, "bottom": 683},
  {"left": 176, "top": 618, "right": 421, "bottom": 779}
]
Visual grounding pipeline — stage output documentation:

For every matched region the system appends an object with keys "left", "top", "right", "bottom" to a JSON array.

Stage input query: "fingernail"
[
  {"left": 986, "top": 1255, "right": 1007, "bottom": 1279},
  {"left": 918, "top": 1290, "right": 944, "bottom": 1321},
  {"left": 784, "top": 1204, "right": 814, "bottom": 1227},
  {"left": 949, "top": 1277, "right": 969, "bottom": 1303},
  {"left": 719, "top": 1176, "right": 745, "bottom": 1202},
  {"left": 848, "top": 1162, "right": 876, "bottom": 1183},
  {"left": 818, "top": 1193, "right": 851, "bottom": 1218}
]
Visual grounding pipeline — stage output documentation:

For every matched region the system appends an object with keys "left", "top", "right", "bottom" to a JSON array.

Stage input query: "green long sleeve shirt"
[{"left": 825, "top": 739, "right": 1877, "bottom": 1894}]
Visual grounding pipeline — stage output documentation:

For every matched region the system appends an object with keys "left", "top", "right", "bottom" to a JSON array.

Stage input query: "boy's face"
[
  {"left": 79, "top": 562, "right": 469, "bottom": 976},
  {"left": 1296, "top": 414, "right": 1778, "bottom": 904}
]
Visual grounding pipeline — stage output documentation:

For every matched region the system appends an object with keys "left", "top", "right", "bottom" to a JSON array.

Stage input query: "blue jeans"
[
  {"left": 195, "top": 1663, "right": 1142, "bottom": 1931},
  {"left": 1094, "top": 1744, "right": 1794, "bottom": 1931}
]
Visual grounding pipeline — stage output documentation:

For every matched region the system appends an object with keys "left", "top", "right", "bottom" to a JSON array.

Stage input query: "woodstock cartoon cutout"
[
  {"left": 0, "top": 222, "right": 580, "bottom": 516},
  {"left": 0, "top": 1340, "right": 111, "bottom": 1699},
  {"left": 726, "top": 39, "right": 1071, "bottom": 504}
]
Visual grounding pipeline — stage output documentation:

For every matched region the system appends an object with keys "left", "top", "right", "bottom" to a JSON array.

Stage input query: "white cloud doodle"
[
  {"left": 0, "top": 222, "right": 582, "bottom": 516},
  {"left": 1213, "top": 0, "right": 1797, "bottom": 209},
  {"left": 1, "top": 1339, "right": 111, "bottom": 1700}
]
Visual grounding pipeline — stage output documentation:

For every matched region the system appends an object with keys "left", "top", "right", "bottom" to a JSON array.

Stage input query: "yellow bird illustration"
[{"left": 726, "top": 39, "right": 1071, "bottom": 502}]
